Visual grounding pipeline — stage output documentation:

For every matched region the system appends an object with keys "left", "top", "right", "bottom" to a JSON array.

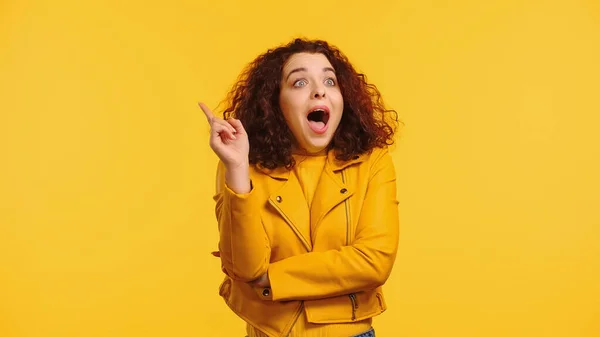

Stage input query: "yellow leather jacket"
[{"left": 213, "top": 147, "right": 399, "bottom": 337}]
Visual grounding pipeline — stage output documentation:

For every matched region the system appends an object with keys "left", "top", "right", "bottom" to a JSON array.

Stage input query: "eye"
[
  {"left": 293, "top": 79, "right": 308, "bottom": 87},
  {"left": 324, "top": 78, "right": 336, "bottom": 86}
]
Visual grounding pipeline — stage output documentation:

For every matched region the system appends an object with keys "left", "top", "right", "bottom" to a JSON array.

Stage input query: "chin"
[
  {"left": 296, "top": 131, "right": 334, "bottom": 154},
  {"left": 304, "top": 142, "right": 331, "bottom": 154}
]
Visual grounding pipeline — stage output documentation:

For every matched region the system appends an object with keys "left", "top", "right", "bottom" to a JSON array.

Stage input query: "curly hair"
[{"left": 221, "top": 38, "right": 399, "bottom": 170}]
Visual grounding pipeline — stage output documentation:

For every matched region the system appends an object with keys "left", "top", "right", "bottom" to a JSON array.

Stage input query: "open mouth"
[{"left": 307, "top": 107, "right": 330, "bottom": 133}]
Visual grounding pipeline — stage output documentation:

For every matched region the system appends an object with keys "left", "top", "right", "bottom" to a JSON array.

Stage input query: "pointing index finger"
[{"left": 198, "top": 102, "right": 215, "bottom": 122}]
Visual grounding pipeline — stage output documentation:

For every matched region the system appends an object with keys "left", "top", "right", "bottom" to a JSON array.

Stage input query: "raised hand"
[
  {"left": 198, "top": 102, "right": 249, "bottom": 170},
  {"left": 199, "top": 102, "right": 251, "bottom": 194}
]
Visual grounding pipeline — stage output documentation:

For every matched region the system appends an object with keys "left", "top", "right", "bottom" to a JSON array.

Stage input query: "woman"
[{"left": 199, "top": 38, "right": 399, "bottom": 337}]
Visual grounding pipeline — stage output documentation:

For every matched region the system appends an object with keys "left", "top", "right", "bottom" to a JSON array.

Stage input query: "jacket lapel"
[
  {"left": 265, "top": 171, "right": 312, "bottom": 252},
  {"left": 310, "top": 166, "right": 353, "bottom": 241},
  {"left": 259, "top": 151, "right": 367, "bottom": 251},
  {"left": 309, "top": 152, "right": 367, "bottom": 240}
]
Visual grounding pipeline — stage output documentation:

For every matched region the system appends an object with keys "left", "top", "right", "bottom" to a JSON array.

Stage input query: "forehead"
[{"left": 282, "top": 52, "right": 334, "bottom": 74}]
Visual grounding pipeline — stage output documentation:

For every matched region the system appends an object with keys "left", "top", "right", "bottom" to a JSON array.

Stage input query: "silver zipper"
[
  {"left": 349, "top": 293, "right": 358, "bottom": 320},
  {"left": 341, "top": 170, "right": 350, "bottom": 246},
  {"left": 341, "top": 170, "right": 357, "bottom": 320}
]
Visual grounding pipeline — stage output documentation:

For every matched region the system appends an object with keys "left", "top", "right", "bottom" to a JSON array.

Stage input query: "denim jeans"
[
  {"left": 351, "top": 328, "right": 376, "bottom": 337},
  {"left": 244, "top": 327, "right": 375, "bottom": 337}
]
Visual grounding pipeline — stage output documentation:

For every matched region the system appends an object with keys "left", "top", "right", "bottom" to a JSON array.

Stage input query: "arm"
[
  {"left": 214, "top": 161, "right": 271, "bottom": 282},
  {"left": 266, "top": 150, "right": 400, "bottom": 301}
]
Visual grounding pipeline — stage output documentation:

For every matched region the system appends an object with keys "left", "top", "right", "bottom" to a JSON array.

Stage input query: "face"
[{"left": 279, "top": 52, "right": 344, "bottom": 155}]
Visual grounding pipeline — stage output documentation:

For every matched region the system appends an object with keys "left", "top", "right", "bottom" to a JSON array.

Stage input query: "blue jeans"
[
  {"left": 244, "top": 327, "right": 375, "bottom": 337},
  {"left": 351, "top": 328, "right": 376, "bottom": 337},
  {"left": 241, "top": 328, "right": 375, "bottom": 337}
]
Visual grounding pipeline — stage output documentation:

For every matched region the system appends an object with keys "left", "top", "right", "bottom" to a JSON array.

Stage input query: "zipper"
[
  {"left": 349, "top": 293, "right": 358, "bottom": 320},
  {"left": 342, "top": 169, "right": 357, "bottom": 321},
  {"left": 341, "top": 170, "right": 350, "bottom": 246}
]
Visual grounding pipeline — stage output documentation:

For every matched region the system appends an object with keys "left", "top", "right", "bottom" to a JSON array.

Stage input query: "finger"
[
  {"left": 227, "top": 118, "right": 246, "bottom": 134},
  {"left": 198, "top": 102, "right": 216, "bottom": 123},
  {"left": 214, "top": 118, "right": 237, "bottom": 135},
  {"left": 212, "top": 122, "right": 237, "bottom": 140}
]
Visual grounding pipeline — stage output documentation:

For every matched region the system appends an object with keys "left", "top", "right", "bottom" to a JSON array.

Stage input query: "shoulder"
[
  {"left": 362, "top": 146, "right": 393, "bottom": 168},
  {"left": 366, "top": 146, "right": 390, "bottom": 160},
  {"left": 362, "top": 147, "right": 396, "bottom": 180}
]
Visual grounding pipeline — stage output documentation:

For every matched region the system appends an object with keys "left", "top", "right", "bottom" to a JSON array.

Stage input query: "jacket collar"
[{"left": 257, "top": 150, "right": 368, "bottom": 179}]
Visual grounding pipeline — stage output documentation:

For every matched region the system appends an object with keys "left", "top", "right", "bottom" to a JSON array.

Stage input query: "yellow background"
[{"left": 1, "top": 0, "right": 599, "bottom": 336}]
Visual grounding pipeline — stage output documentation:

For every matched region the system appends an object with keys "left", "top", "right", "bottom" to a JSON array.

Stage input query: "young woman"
[{"left": 200, "top": 38, "right": 399, "bottom": 337}]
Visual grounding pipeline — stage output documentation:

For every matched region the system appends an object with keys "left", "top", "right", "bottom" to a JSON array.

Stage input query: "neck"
[{"left": 292, "top": 147, "right": 328, "bottom": 157}]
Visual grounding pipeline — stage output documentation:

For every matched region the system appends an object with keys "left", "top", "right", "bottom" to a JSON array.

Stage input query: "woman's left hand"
[{"left": 249, "top": 271, "right": 270, "bottom": 288}]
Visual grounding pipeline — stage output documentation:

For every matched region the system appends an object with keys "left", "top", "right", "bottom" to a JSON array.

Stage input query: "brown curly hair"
[{"left": 221, "top": 38, "right": 398, "bottom": 170}]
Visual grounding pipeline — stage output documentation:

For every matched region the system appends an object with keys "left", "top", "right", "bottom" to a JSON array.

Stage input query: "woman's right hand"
[{"left": 198, "top": 102, "right": 249, "bottom": 170}]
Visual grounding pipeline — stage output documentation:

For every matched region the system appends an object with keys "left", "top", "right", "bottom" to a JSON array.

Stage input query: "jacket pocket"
[{"left": 304, "top": 288, "right": 386, "bottom": 324}]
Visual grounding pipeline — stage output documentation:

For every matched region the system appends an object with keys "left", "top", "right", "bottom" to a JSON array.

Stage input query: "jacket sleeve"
[
  {"left": 213, "top": 161, "right": 271, "bottom": 282},
  {"left": 266, "top": 149, "right": 399, "bottom": 301}
]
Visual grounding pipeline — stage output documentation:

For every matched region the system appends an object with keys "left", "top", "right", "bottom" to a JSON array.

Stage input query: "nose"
[{"left": 312, "top": 83, "right": 326, "bottom": 98}]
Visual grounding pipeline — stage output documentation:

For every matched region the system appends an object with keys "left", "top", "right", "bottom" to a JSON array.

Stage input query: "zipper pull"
[{"left": 349, "top": 293, "right": 358, "bottom": 320}]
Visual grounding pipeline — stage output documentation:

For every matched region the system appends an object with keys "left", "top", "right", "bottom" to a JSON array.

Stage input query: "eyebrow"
[{"left": 285, "top": 67, "right": 336, "bottom": 80}]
